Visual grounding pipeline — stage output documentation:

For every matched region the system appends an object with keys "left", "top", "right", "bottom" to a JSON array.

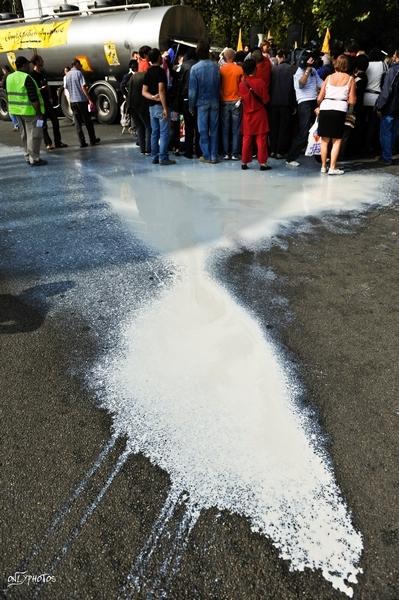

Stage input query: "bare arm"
[
  {"left": 298, "top": 55, "right": 316, "bottom": 88},
  {"left": 81, "top": 83, "right": 92, "bottom": 103},
  {"left": 317, "top": 78, "right": 327, "bottom": 105},
  {"left": 158, "top": 81, "right": 167, "bottom": 118},
  {"left": 142, "top": 84, "right": 160, "bottom": 102},
  {"left": 348, "top": 77, "right": 356, "bottom": 107},
  {"left": 299, "top": 67, "right": 313, "bottom": 87}
]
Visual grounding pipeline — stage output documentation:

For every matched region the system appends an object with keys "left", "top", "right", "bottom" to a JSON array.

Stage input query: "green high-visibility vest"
[{"left": 6, "top": 71, "right": 44, "bottom": 117}]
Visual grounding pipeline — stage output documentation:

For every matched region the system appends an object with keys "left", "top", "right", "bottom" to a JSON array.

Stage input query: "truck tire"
[
  {"left": 0, "top": 89, "right": 10, "bottom": 121},
  {"left": 91, "top": 84, "right": 119, "bottom": 124},
  {"left": 60, "top": 90, "right": 74, "bottom": 122}
]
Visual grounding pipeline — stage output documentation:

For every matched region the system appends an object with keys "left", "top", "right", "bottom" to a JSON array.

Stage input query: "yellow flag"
[
  {"left": 321, "top": 28, "right": 331, "bottom": 54},
  {"left": 267, "top": 30, "right": 272, "bottom": 40},
  {"left": 237, "top": 28, "right": 243, "bottom": 51}
]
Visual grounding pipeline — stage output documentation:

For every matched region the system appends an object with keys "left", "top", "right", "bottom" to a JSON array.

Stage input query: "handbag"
[{"left": 305, "top": 119, "right": 321, "bottom": 156}]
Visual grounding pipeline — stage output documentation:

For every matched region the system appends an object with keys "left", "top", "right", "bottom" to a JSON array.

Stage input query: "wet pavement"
[{"left": 0, "top": 118, "right": 398, "bottom": 600}]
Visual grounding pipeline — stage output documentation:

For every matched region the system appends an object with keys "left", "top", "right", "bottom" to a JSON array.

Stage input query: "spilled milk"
[{"left": 98, "top": 166, "right": 395, "bottom": 597}]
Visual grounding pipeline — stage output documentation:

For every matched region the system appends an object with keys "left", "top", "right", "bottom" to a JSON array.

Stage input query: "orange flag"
[
  {"left": 321, "top": 28, "right": 331, "bottom": 54},
  {"left": 237, "top": 28, "right": 243, "bottom": 51}
]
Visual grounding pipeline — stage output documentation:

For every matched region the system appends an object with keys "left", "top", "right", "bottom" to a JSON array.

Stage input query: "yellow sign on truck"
[{"left": 0, "top": 20, "right": 71, "bottom": 53}]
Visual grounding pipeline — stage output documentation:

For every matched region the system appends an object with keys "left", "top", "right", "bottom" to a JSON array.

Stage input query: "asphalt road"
[{"left": 0, "top": 117, "right": 398, "bottom": 600}]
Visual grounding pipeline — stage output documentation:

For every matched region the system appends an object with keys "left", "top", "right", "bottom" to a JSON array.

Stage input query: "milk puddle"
[{"left": 98, "top": 167, "right": 395, "bottom": 597}]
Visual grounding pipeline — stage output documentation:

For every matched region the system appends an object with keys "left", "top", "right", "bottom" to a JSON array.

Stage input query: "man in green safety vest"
[{"left": 6, "top": 56, "right": 47, "bottom": 166}]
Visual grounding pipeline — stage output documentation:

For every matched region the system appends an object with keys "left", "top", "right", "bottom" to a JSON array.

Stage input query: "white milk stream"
[{"left": 99, "top": 166, "right": 394, "bottom": 597}]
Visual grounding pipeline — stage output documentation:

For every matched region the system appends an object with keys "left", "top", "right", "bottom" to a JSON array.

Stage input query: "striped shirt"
[
  {"left": 65, "top": 67, "right": 87, "bottom": 103},
  {"left": 293, "top": 67, "right": 323, "bottom": 104}
]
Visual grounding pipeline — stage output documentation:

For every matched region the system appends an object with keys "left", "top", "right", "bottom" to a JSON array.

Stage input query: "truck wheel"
[
  {"left": 0, "top": 89, "right": 10, "bottom": 121},
  {"left": 92, "top": 85, "right": 119, "bottom": 124},
  {"left": 60, "top": 90, "right": 74, "bottom": 122}
]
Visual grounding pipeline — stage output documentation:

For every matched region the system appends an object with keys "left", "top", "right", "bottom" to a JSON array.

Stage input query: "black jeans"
[
  {"left": 286, "top": 100, "right": 317, "bottom": 161},
  {"left": 43, "top": 104, "right": 62, "bottom": 147},
  {"left": 71, "top": 101, "right": 97, "bottom": 145},
  {"left": 269, "top": 105, "right": 293, "bottom": 155},
  {"left": 182, "top": 100, "right": 201, "bottom": 157},
  {"left": 131, "top": 107, "right": 151, "bottom": 153}
]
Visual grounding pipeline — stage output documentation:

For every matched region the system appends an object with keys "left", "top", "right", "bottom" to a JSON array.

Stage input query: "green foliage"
[{"left": 179, "top": 0, "right": 399, "bottom": 52}]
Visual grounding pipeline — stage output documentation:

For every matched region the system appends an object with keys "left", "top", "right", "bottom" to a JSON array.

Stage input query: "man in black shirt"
[
  {"left": 127, "top": 62, "right": 151, "bottom": 155},
  {"left": 31, "top": 55, "right": 68, "bottom": 150},
  {"left": 142, "top": 48, "right": 175, "bottom": 165}
]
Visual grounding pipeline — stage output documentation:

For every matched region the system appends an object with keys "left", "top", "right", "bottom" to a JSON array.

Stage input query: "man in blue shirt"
[
  {"left": 376, "top": 50, "right": 399, "bottom": 165},
  {"left": 65, "top": 59, "right": 100, "bottom": 148},
  {"left": 189, "top": 41, "right": 220, "bottom": 163}
]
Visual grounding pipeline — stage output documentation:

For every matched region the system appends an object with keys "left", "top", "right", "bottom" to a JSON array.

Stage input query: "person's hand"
[
  {"left": 152, "top": 93, "right": 160, "bottom": 102},
  {"left": 307, "top": 57, "right": 315, "bottom": 67},
  {"left": 162, "top": 108, "right": 168, "bottom": 120},
  {"left": 376, "top": 110, "right": 382, "bottom": 118},
  {"left": 315, "top": 107, "right": 320, "bottom": 116}
]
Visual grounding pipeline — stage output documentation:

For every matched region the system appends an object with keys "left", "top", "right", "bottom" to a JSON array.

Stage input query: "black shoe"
[
  {"left": 80, "top": 142, "right": 88, "bottom": 148},
  {"left": 152, "top": 158, "right": 159, "bottom": 164},
  {"left": 183, "top": 153, "right": 193, "bottom": 159},
  {"left": 90, "top": 138, "right": 101, "bottom": 146},
  {"left": 30, "top": 159, "right": 48, "bottom": 166},
  {"left": 241, "top": 164, "right": 248, "bottom": 170},
  {"left": 55, "top": 142, "right": 68, "bottom": 148},
  {"left": 260, "top": 164, "right": 272, "bottom": 171}
]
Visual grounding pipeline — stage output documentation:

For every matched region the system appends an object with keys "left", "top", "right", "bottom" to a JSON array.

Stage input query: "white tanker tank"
[{"left": 0, "top": 4, "right": 206, "bottom": 122}]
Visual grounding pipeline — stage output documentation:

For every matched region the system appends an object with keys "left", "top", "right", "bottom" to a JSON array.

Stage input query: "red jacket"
[
  {"left": 239, "top": 75, "right": 269, "bottom": 134},
  {"left": 255, "top": 57, "right": 271, "bottom": 92}
]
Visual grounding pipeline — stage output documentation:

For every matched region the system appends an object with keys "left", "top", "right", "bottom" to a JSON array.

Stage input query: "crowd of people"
[{"left": 2, "top": 38, "right": 399, "bottom": 172}]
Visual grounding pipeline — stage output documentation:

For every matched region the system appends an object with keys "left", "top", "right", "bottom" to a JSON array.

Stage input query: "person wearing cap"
[{"left": 6, "top": 56, "right": 47, "bottom": 166}]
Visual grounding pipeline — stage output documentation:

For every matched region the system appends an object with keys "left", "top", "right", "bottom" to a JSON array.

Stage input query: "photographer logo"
[{"left": 7, "top": 572, "right": 56, "bottom": 587}]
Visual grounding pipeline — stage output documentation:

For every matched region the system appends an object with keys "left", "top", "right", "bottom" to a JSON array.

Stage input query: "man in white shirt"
[{"left": 286, "top": 52, "right": 323, "bottom": 166}]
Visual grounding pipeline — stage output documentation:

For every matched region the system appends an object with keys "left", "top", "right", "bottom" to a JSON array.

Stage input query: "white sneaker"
[
  {"left": 223, "top": 154, "right": 230, "bottom": 160},
  {"left": 286, "top": 160, "right": 300, "bottom": 167},
  {"left": 231, "top": 155, "right": 239, "bottom": 161},
  {"left": 328, "top": 168, "right": 344, "bottom": 175},
  {"left": 320, "top": 167, "right": 327, "bottom": 173}
]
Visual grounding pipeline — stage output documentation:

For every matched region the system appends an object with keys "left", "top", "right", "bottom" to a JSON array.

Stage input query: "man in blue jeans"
[
  {"left": 376, "top": 50, "right": 399, "bottom": 166},
  {"left": 189, "top": 41, "right": 220, "bottom": 164},
  {"left": 220, "top": 48, "right": 243, "bottom": 160},
  {"left": 142, "top": 48, "right": 175, "bottom": 166}
]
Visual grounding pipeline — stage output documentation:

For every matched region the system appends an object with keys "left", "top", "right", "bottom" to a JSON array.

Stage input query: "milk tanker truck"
[{"left": 0, "top": 2, "right": 206, "bottom": 123}]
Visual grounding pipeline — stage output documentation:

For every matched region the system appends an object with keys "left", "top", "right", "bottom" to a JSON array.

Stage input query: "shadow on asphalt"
[{"left": 0, "top": 281, "right": 74, "bottom": 334}]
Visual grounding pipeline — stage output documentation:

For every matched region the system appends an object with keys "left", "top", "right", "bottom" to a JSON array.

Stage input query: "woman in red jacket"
[{"left": 238, "top": 58, "right": 271, "bottom": 170}]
